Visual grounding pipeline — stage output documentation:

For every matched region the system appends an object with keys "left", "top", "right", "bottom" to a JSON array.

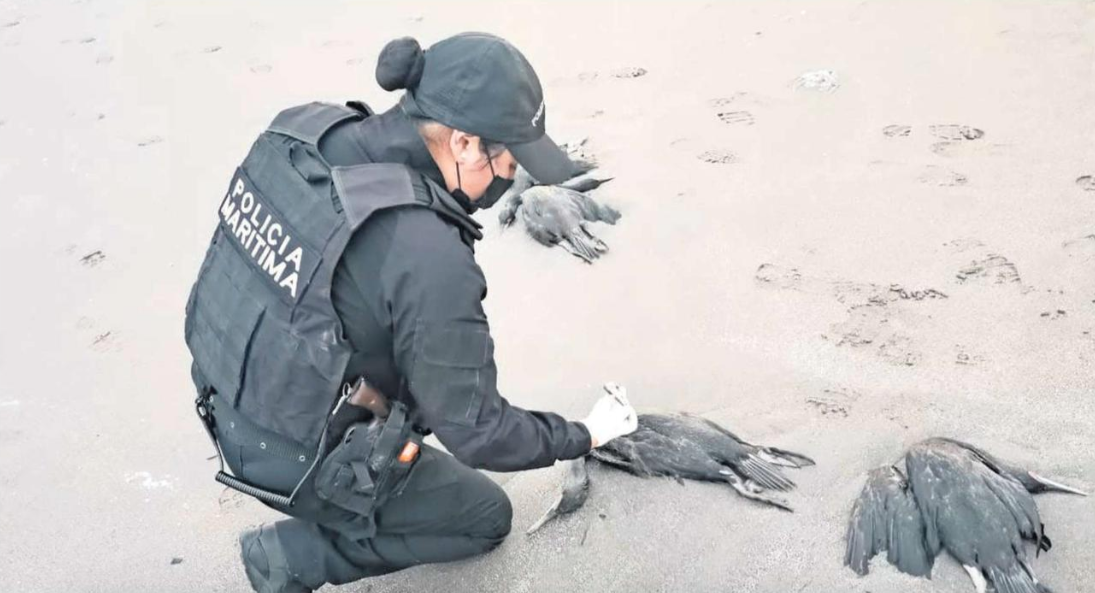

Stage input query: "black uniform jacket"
[{"left": 320, "top": 105, "right": 591, "bottom": 472}]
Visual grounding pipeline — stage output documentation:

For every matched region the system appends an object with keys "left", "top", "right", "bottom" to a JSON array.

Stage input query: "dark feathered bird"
[
  {"left": 845, "top": 438, "right": 1087, "bottom": 593},
  {"left": 526, "top": 458, "right": 591, "bottom": 535},
  {"left": 844, "top": 465, "right": 934, "bottom": 578},
  {"left": 528, "top": 413, "right": 814, "bottom": 535},
  {"left": 509, "top": 185, "right": 621, "bottom": 263},
  {"left": 497, "top": 140, "right": 616, "bottom": 263},
  {"left": 592, "top": 413, "right": 814, "bottom": 511}
]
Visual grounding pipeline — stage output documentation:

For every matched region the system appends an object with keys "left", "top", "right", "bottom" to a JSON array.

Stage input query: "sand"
[{"left": 1, "top": 0, "right": 1093, "bottom": 591}]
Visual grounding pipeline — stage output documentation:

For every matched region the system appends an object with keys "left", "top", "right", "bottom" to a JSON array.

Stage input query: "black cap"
[{"left": 376, "top": 33, "right": 573, "bottom": 184}]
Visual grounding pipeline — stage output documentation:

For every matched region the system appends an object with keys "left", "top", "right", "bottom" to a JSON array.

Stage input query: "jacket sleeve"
[{"left": 381, "top": 209, "right": 592, "bottom": 472}]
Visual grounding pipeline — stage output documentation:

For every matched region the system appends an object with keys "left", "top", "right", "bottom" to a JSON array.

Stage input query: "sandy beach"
[{"left": 1, "top": 1, "right": 1093, "bottom": 591}]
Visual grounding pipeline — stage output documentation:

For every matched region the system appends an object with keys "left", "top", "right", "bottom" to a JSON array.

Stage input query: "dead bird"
[
  {"left": 526, "top": 458, "right": 590, "bottom": 535},
  {"left": 497, "top": 137, "right": 608, "bottom": 228},
  {"left": 845, "top": 438, "right": 1087, "bottom": 593},
  {"left": 528, "top": 413, "right": 814, "bottom": 534},
  {"left": 510, "top": 185, "right": 621, "bottom": 263},
  {"left": 592, "top": 413, "right": 814, "bottom": 511}
]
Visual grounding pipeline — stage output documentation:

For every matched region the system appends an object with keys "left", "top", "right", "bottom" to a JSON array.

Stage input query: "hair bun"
[{"left": 376, "top": 37, "right": 425, "bottom": 91}]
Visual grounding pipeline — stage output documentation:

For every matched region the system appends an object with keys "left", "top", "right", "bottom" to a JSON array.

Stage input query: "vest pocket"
[{"left": 185, "top": 261, "right": 267, "bottom": 406}]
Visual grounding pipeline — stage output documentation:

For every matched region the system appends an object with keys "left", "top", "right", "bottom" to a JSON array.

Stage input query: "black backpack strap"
[
  {"left": 267, "top": 102, "right": 363, "bottom": 145},
  {"left": 331, "top": 163, "right": 425, "bottom": 230},
  {"left": 345, "top": 100, "right": 375, "bottom": 117}
]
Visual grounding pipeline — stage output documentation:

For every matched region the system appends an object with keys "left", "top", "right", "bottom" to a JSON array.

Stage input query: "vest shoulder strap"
[
  {"left": 331, "top": 163, "right": 431, "bottom": 230},
  {"left": 267, "top": 102, "right": 363, "bottom": 145}
]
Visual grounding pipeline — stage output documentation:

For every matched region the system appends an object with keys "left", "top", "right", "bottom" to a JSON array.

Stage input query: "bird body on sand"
[
  {"left": 497, "top": 139, "right": 619, "bottom": 263},
  {"left": 845, "top": 437, "right": 1087, "bottom": 593},
  {"left": 513, "top": 185, "right": 621, "bottom": 263},
  {"left": 592, "top": 413, "right": 814, "bottom": 511},
  {"left": 527, "top": 413, "right": 814, "bottom": 534}
]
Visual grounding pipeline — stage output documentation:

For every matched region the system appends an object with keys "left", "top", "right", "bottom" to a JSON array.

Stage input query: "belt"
[{"left": 195, "top": 388, "right": 352, "bottom": 508}]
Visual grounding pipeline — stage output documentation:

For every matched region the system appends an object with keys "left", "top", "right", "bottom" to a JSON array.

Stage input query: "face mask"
[{"left": 452, "top": 156, "right": 515, "bottom": 213}]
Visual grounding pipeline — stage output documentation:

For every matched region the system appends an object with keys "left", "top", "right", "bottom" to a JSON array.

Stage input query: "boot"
[{"left": 239, "top": 524, "right": 313, "bottom": 593}]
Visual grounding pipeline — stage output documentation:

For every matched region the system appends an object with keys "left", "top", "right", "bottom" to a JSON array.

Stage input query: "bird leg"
[
  {"left": 757, "top": 447, "right": 816, "bottom": 468},
  {"left": 579, "top": 223, "right": 610, "bottom": 252},
  {"left": 558, "top": 239, "right": 596, "bottom": 263},
  {"left": 720, "top": 469, "right": 794, "bottom": 512},
  {"left": 1028, "top": 472, "right": 1088, "bottom": 496},
  {"left": 963, "top": 565, "right": 988, "bottom": 593}
]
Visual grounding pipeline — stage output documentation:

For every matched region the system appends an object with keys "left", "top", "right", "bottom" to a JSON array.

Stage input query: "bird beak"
[{"left": 1029, "top": 472, "right": 1088, "bottom": 496}]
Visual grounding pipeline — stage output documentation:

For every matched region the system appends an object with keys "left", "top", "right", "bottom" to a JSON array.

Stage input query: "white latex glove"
[{"left": 582, "top": 382, "right": 639, "bottom": 448}]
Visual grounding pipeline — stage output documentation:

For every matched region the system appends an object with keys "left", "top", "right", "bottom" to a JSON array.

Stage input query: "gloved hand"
[{"left": 581, "top": 382, "right": 638, "bottom": 448}]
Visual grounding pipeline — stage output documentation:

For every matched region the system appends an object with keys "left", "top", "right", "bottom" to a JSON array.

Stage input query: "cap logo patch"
[{"left": 530, "top": 99, "right": 545, "bottom": 127}]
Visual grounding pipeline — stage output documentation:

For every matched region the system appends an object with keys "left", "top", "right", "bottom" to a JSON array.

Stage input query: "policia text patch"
[{"left": 218, "top": 168, "right": 318, "bottom": 301}]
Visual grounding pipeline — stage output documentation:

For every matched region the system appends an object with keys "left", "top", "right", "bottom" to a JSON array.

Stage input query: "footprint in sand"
[
  {"left": 576, "top": 67, "right": 647, "bottom": 82},
  {"left": 79, "top": 36, "right": 96, "bottom": 44},
  {"left": 755, "top": 263, "right": 947, "bottom": 304},
  {"left": 1040, "top": 309, "right": 1067, "bottom": 320},
  {"left": 882, "top": 125, "right": 911, "bottom": 138},
  {"left": 2, "top": 19, "right": 21, "bottom": 28},
  {"left": 709, "top": 93, "right": 771, "bottom": 108},
  {"left": 954, "top": 344, "right": 986, "bottom": 367},
  {"left": 956, "top": 254, "right": 1021, "bottom": 285},
  {"left": 930, "top": 141, "right": 1009, "bottom": 158},
  {"left": 942, "top": 237, "right": 984, "bottom": 254},
  {"left": 793, "top": 69, "right": 840, "bottom": 92},
  {"left": 77, "top": 317, "right": 121, "bottom": 353},
  {"left": 203, "top": 45, "right": 222, "bottom": 54},
  {"left": 218, "top": 487, "right": 249, "bottom": 511},
  {"left": 698, "top": 149, "right": 737, "bottom": 164},
  {"left": 1063, "top": 235, "right": 1095, "bottom": 260},
  {"left": 91, "top": 331, "right": 117, "bottom": 352},
  {"left": 827, "top": 304, "right": 922, "bottom": 367},
  {"left": 80, "top": 250, "right": 106, "bottom": 267},
  {"left": 137, "top": 135, "right": 163, "bottom": 147},
  {"left": 928, "top": 124, "right": 984, "bottom": 141},
  {"left": 806, "top": 387, "right": 859, "bottom": 418},
  {"left": 917, "top": 165, "right": 967, "bottom": 187},
  {"left": 611, "top": 67, "right": 647, "bottom": 79},
  {"left": 758, "top": 263, "right": 943, "bottom": 366},
  {"left": 717, "top": 111, "right": 754, "bottom": 126},
  {"left": 1076, "top": 175, "right": 1095, "bottom": 191}
]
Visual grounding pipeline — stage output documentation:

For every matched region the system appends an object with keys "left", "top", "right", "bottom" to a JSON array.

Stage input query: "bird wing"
[
  {"left": 906, "top": 440, "right": 1047, "bottom": 592},
  {"left": 844, "top": 465, "right": 935, "bottom": 577}
]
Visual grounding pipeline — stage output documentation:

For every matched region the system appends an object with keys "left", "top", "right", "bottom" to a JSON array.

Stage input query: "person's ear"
[{"left": 449, "top": 131, "right": 485, "bottom": 167}]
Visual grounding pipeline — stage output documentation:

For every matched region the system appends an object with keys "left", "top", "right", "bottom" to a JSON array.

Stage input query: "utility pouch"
[
  {"left": 314, "top": 421, "right": 383, "bottom": 516},
  {"left": 314, "top": 401, "right": 423, "bottom": 516}
]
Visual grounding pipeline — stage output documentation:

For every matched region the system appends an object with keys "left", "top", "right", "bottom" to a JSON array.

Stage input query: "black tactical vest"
[{"left": 185, "top": 102, "right": 452, "bottom": 448}]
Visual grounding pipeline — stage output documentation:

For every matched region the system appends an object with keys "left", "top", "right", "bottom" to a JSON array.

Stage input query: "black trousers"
[{"left": 216, "top": 413, "right": 513, "bottom": 590}]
